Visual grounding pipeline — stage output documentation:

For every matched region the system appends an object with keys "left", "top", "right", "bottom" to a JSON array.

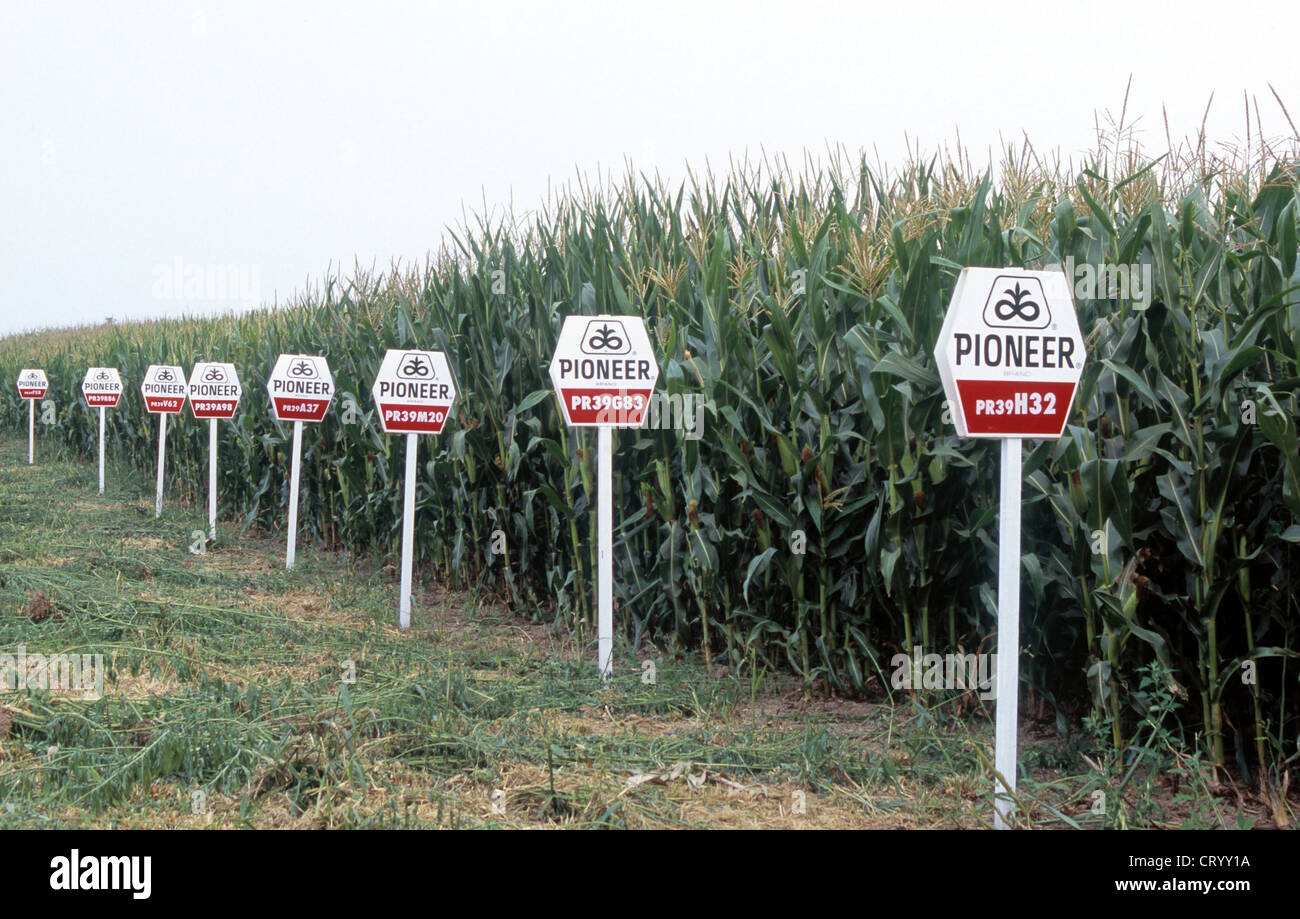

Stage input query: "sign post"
[
  {"left": 548, "top": 315, "right": 659, "bottom": 679},
  {"left": 188, "top": 362, "right": 243, "bottom": 541},
  {"left": 934, "top": 268, "right": 1086, "bottom": 828},
  {"left": 141, "top": 364, "right": 187, "bottom": 517},
  {"left": 16, "top": 369, "right": 48, "bottom": 465},
  {"left": 267, "top": 354, "right": 335, "bottom": 569},
  {"left": 81, "top": 368, "right": 123, "bottom": 494},
  {"left": 370, "top": 348, "right": 458, "bottom": 628}
]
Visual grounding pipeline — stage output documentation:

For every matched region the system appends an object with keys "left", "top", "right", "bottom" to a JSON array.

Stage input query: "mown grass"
[{"left": 0, "top": 434, "right": 1277, "bottom": 828}]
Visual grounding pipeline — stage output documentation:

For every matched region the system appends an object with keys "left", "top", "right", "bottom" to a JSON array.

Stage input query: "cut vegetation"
[{"left": 0, "top": 436, "right": 1284, "bottom": 828}]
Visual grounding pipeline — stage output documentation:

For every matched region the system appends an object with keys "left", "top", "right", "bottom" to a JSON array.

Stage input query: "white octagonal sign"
[
  {"left": 141, "top": 364, "right": 187, "bottom": 414},
  {"left": 267, "top": 354, "right": 335, "bottom": 423},
  {"left": 189, "top": 362, "right": 243, "bottom": 419},
  {"left": 371, "top": 348, "right": 458, "bottom": 434},
  {"left": 548, "top": 314, "right": 660, "bottom": 427},
  {"left": 933, "top": 267, "right": 1086, "bottom": 439},
  {"left": 82, "top": 367, "right": 123, "bottom": 408},
  {"left": 17, "top": 369, "right": 48, "bottom": 399}
]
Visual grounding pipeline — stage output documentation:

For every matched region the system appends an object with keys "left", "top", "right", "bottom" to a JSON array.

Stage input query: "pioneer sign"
[
  {"left": 140, "top": 365, "right": 187, "bottom": 414},
  {"left": 267, "top": 354, "right": 335, "bottom": 569},
  {"left": 548, "top": 314, "right": 661, "bottom": 679},
  {"left": 17, "top": 369, "right": 49, "bottom": 465},
  {"left": 190, "top": 362, "right": 243, "bottom": 541},
  {"left": 267, "top": 354, "right": 335, "bottom": 423},
  {"left": 16, "top": 369, "right": 48, "bottom": 400},
  {"left": 82, "top": 367, "right": 123, "bottom": 493},
  {"left": 932, "top": 266, "right": 1088, "bottom": 830},
  {"left": 933, "top": 268, "right": 1085, "bottom": 439},
  {"left": 370, "top": 348, "right": 460, "bottom": 629},
  {"left": 371, "top": 349, "right": 457, "bottom": 435},
  {"left": 81, "top": 367, "right": 123, "bottom": 408},
  {"left": 139, "top": 364, "right": 185, "bottom": 517},
  {"left": 188, "top": 362, "right": 243, "bottom": 419},
  {"left": 548, "top": 315, "right": 659, "bottom": 426}
]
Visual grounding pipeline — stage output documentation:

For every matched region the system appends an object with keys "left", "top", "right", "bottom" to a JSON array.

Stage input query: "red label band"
[
  {"left": 956, "top": 379, "right": 1077, "bottom": 437},
  {"left": 559, "top": 388, "right": 653, "bottom": 426},
  {"left": 191, "top": 400, "right": 239, "bottom": 419},
  {"left": 273, "top": 396, "right": 330, "bottom": 422},
  {"left": 378, "top": 403, "right": 450, "bottom": 434},
  {"left": 144, "top": 397, "right": 184, "bottom": 414},
  {"left": 18, "top": 388, "right": 46, "bottom": 399},
  {"left": 84, "top": 393, "right": 120, "bottom": 407}
]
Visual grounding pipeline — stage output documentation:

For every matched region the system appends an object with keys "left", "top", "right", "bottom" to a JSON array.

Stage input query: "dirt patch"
[
  {"left": 241, "top": 589, "right": 351, "bottom": 626},
  {"left": 742, "top": 690, "right": 882, "bottom": 721},
  {"left": 22, "top": 591, "right": 61, "bottom": 623},
  {"left": 434, "top": 598, "right": 585, "bottom": 662},
  {"left": 238, "top": 652, "right": 342, "bottom": 687},
  {"left": 128, "top": 720, "right": 156, "bottom": 747},
  {"left": 507, "top": 616, "right": 582, "bottom": 660},
  {"left": 484, "top": 761, "right": 893, "bottom": 828},
  {"left": 105, "top": 662, "right": 183, "bottom": 698},
  {"left": 123, "top": 536, "right": 168, "bottom": 552},
  {"left": 73, "top": 499, "right": 122, "bottom": 513},
  {"left": 278, "top": 591, "right": 328, "bottom": 617},
  {"left": 215, "top": 547, "right": 281, "bottom": 575},
  {"left": 729, "top": 678, "right": 899, "bottom": 739},
  {"left": 543, "top": 709, "right": 702, "bottom": 739}
]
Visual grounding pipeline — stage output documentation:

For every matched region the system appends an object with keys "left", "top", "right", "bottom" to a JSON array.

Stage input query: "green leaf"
[
  {"left": 515, "top": 389, "right": 553, "bottom": 414},
  {"left": 743, "top": 547, "right": 778, "bottom": 604}
]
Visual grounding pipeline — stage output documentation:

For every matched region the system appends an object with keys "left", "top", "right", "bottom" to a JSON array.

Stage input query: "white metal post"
[
  {"left": 155, "top": 413, "right": 167, "bottom": 518},
  {"left": 98, "top": 406, "right": 105, "bottom": 494},
  {"left": 994, "top": 436, "right": 1022, "bottom": 829},
  {"left": 597, "top": 426, "right": 613, "bottom": 679},
  {"left": 286, "top": 420, "right": 303, "bottom": 569},
  {"left": 399, "top": 432, "right": 417, "bottom": 629},
  {"left": 28, "top": 398, "right": 35, "bottom": 465},
  {"left": 209, "top": 418, "right": 218, "bottom": 541}
]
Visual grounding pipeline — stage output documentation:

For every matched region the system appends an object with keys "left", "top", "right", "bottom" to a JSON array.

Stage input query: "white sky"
[{"left": 1, "top": 0, "right": 1296, "bottom": 336}]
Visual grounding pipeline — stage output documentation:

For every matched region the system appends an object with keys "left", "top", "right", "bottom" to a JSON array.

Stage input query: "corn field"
[{"left": 3, "top": 137, "right": 1299, "bottom": 780}]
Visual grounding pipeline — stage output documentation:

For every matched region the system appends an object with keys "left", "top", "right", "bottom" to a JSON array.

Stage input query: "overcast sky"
[{"left": 1, "top": 0, "right": 1296, "bottom": 336}]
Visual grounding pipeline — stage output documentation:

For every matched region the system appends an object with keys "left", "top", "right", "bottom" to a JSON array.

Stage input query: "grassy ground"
[{"left": 0, "top": 433, "right": 1280, "bottom": 829}]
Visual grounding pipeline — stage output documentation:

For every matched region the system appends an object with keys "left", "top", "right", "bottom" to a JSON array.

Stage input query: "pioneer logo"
[
  {"left": 288, "top": 358, "right": 319, "bottom": 378},
  {"left": 982, "top": 275, "right": 1051, "bottom": 329},
  {"left": 397, "top": 352, "right": 434, "bottom": 379},
  {"left": 49, "top": 850, "right": 151, "bottom": 899},
  {"left": 581, "top": 319, "right": 631, "bottom": 354}
]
